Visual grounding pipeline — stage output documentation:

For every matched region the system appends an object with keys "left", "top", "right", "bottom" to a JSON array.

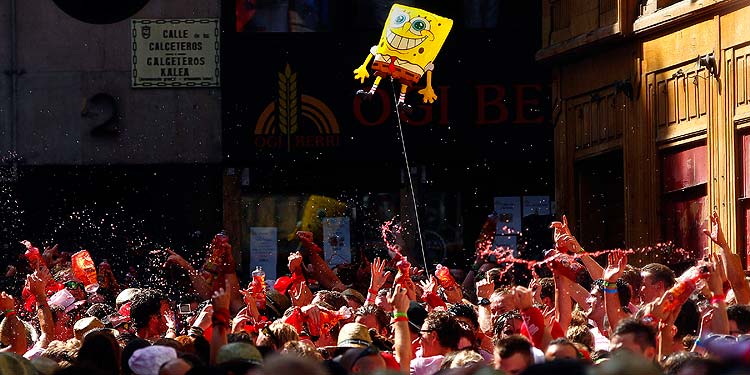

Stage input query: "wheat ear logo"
[{"left": 255, "top": 64, "right": 340, "bottom": 151}]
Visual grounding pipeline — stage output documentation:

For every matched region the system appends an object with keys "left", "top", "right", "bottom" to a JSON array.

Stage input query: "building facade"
[{"left": 539, "top": 0, "right": 750, "bottom": 264}]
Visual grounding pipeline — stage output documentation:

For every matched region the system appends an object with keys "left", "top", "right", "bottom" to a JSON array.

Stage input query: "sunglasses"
[{"left": 64, "top": 281, "right": 84, "bottom": 290}]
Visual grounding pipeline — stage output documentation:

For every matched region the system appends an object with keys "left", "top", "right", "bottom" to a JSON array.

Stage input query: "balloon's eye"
[
  {"left": 393, "top": 13, "right": 408, "bottom": 26},
  {"left": 412, "top": 20, "right": 426, "bottom": 31}
]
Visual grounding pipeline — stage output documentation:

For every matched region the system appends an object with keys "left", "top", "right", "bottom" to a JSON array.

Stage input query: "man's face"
[
  {"left": 610, "top": 333, "right": 655, "bottom": 360},
  {"left": 585, "top": 289, "right": 604, "bottom": 320},
  {"left": 419, "top": 321, "right": 439, "bottom": 356},
  {"left": 490, "top": 293, "right": 516, "bottom": 321},
  {"left": 156, "top": 301, "right": 170, "bottom": 333},
  {"left": 494, "top": 351, "right": 530, "bottom": 375},
  {"left": 545, "top": 343, "right": 578, "bottom": 361},
  {"left": 499, "top": 318, "right": 523, "bottom": 338},
  {"left": 375, "top": 294, "right": 392, "bottom": 313},
  {"left": 640, "top": 273, "right": 663, "bottom": 304}
]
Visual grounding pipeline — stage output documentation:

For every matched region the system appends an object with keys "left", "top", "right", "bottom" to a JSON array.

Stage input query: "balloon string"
[{"left": 389, "top": 78, "right": 428, "bottom": 272}]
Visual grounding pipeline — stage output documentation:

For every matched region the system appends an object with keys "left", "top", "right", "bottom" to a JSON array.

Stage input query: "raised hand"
[
  {"left": 476, "top": 279, "right": 494, "bottom": 300},
  {"left": 289, "top": 281, "right": 313, "bottom": 307},
  {"left": 703, "top": 210, "right": 728, "bottom": 249},
  {"left": 369, "top": 257, "right": 392, "bottom": 291},
  {"left": 387, "top": 284, "right": 410, "bottom": 313},
  {"left": 27, "top": 271, "right": 47, "bottom": 299},
  {"left": 419, "top": 276, "right": 439, "bottom": 295},
  {"left": 288, "top": 251, "right": 303, "bottom": 274},
  {"left": 211, "top": 286, "right": 231, "bottom": 311},
  {"left": 0, "top": 291, "right": 14, "bottom": 311},
  {"left": 603, "top": 251, "right": 627, "bottom": 283},
  {"left": 163, "top": 248, "right": 192, "bottom": 270},
  {"left": 550, "top": 215, "right": 582, "bottom": 254}
]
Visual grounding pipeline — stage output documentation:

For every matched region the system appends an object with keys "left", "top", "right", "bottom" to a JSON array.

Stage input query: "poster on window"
[
  {"left": 250, "top": 227, "right": 278, "bottom": 283},
  {"left": 523, "top": 196, "right": 550, "bottom": 217},
  {"left": 322, "top": 217, "right": 351, "bottom": 266},
  {"left": 494, "top": 196, "right": 521, "bottom": 235}
]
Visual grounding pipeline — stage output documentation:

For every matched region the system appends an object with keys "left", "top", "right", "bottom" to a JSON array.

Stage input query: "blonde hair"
[
  {"left": 440, "top": 349, "right": 484, "bottom": 369},
  {"left": 41, "top": 339, "right": 81, "bottom": 368},
  {"left": 281, "top": 340, "right": 323, "bottom": 361}
]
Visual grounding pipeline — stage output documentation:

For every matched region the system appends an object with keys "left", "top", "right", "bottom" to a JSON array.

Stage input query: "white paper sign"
[
  {"left": 322, "top": 217, "right": 351, "bottom": 266},
  {"left": 132, "top": 19, "right": 220, "bottom": 87},
  {"left": 494, "top": 196, "right": 521, "bottom": 235},
  {"left": 250, "top": 227, "right": 278, "bottom": 281},
  {"left": 523, "top": 196, "right": 551, "bottom": 217}
]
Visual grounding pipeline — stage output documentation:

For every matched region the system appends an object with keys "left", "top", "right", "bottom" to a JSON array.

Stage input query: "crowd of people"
[{"left": 0, "top": 209, "right": 749, "bottom": 375}]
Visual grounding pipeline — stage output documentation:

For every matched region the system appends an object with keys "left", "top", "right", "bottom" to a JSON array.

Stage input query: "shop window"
[
  {"left": 660, "top": 144, "right": 708, "bottom": 261},
  {"left": 575, "top": 151, "right": 625, "bottom": 251}
]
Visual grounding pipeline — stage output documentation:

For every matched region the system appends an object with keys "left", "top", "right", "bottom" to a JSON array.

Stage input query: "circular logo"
[{"left": 52, "top": 0, "right": 150, "bottom": 24}]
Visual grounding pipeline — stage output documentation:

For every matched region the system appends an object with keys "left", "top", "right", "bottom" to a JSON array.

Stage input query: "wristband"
[
  {"left": 368, "top": 288, "right": 378, "bottom": 295},
  {"left": 711, "top": 295, "right": 725, "bottom": 304},
  {"left": 598, "top": 280, "right": 617, "bottom": 288},
  {"left": 3, "top": 310, "right": 16, "bottom": 318},
  {"left": 393, "top": 311, "right": 408, "bottom": 318},
  {"left": 603, "top": 288, "right": 618, "bottom": 294},
  {"left": 392, "top": 316, "right": 408, "bottom": 323}
]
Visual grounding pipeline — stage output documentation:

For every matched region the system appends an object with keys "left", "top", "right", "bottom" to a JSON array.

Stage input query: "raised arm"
[
  {"left": 551, "top": 215, "right": 604, "bottom": 280},
  {"left": 28, "top": 268, "right": 54, "bottom": 348},
  {"left": 602, "top": 251, "right": 629, "bottom": 330},
  {"left": 388, "top": 285, "right": 412, "bottom": 373},
  {"left": 703, "top": 210, "right": 750, "bottom": 305},
  {"left": 0, "top": 291, "right": 26, "bottom": 354}
]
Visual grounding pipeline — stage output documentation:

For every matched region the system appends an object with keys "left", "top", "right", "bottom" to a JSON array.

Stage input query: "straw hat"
[
  {"left": 73, "top": 316, "right": 104, "bottom": 340},
  {"left": 336, "top": 323, "right": 373, "bottom": 348}
]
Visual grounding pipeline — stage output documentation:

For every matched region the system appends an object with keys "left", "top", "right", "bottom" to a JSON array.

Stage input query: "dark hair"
[
  {"left": 448, "top": 303, "right": 479, "bottom": 329},
  {"left": 612, "top": 318, "right": 657, "bottom": 351},
  {"left": 494, "top": 334, "right": 533, "bottom": 365},
  {"left": 227, "top": 332, "right": 254, "bottom": 344},
  {"left": 77, "top": 330, "right": 122, "bottom": 375},
  {"left": 539, "top": 278, "right": 555, "bottom": 301},
  {"left": 129, "top": 289, "right": 165, "bottom": 330},
  {"left": 622, "top": 265, "right": 641, "bottom": 298},
  {"left": 662, "top": 352, "right": 722, "bottom": 375},
  {"left": 355, "top": 305, "right": 389, "bottom": 332},
  {"left": 727, "top": 305, "right": 750, "bottom": 334},
  {"left": 548, "top": 337, "right": 580, "bottom": 357},
  {"left": 314, "top": 290, "right": 348, "bottom": 310},
  {"left": 641, "top": 263, "right": 675, "bottom": 288},
  {"left": 424, "top": 311, "right": 462, "bottom": 350},
  {"left": 615, "top": 279, "right": 631, "bottom": 309}
]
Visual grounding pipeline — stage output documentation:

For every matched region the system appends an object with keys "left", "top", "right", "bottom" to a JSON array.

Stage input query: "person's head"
[
  {"left": 281, "top": 340, "right": 323, "bottom": 361},
  {"left": 335, "top": 346, "right": 385, "bottom": 374},
  {"left": 566, "top": 324, "right": 594, "bottom": 350},
  {"left": 256, "top": 321, "right": 299, "bottom": 350},
  {"left": 662, "top": 352, "right": 722, "bottom": 375},
  {"left": 121, "top": 338, "right": 150, "bottom": 375},
  {"left": 448, "top": 303, "right": 479, "bottom": 331},
  {"left": 610, "top": 318, "right": 657, "bottom": 361},
  {"left": 419, "top": 310, "right": 462, "bottom": 356},
  {"left": 128, "top": 345, "right": 178, "bottom": 375},
  {"left": 493, "top": 334, "right": 534, "bottom": 375},
  {"left": 727, "top": 304, "right": 750, "bottom": 336},
  {"left": 493, "top": 310, "right": 523, "bottom": 338},
  {"left": 312, "top": 290, "right": 348, "bottom": 310},
  {"left": 640, "top": 263, "right": 675, "bottom": 304},
  {"left": 440, "top": 349, "right": 484, "bottom": 369},
  {"left": 537, "top": 277, "right": 555, "bottom": 309},
  {"left": 41, "top": 339, "right": 81, "bottom": 369},
  {"left": 585, "top": 284, "right": 605, "bottom": 321},
  {"left": 622, "top": 265, "right": 642, "bottom": 305},
  {"left": 77, "top": 329, "right": 121, "bottom": 374},
  {"left": 129, "top": 289, "right": 169, "bottom": 337},
  {"left": 158, "top": 358, "right": 191, "bottom": 375},
  {"left": 355, "top": 305, "right": 389, "bottom": 336},
  {"left": 545, "top": 338, "right": 579, "bottom": 361},
  {"left": 456, "top": 320, "right": 477, "bottom": 350},
  {"left": 342, "top": 289, "right": 365, "bottom": 310},
  {"left": 490, "top": 288, "right": 516, "bottom": 321}
]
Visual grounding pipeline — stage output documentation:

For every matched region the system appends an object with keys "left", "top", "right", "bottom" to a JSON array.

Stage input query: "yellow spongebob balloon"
[{"left": 354, "top": 4, "right": 453, "bottom": 106}]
